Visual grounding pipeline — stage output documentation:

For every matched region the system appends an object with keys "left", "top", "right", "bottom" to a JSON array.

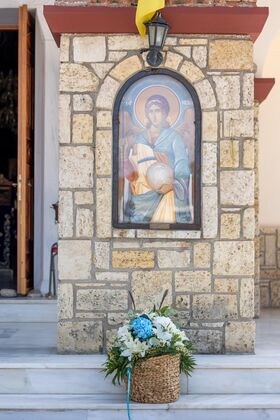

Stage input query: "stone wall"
[
  {"left": 55, "top": 0, "right": 257, "bottom": 7},
  {"left": 260, "top": 228, "right": 280, "bottom": 308},
  {"left": 57, "top": 33, "right": 256, "bottom": 354}
]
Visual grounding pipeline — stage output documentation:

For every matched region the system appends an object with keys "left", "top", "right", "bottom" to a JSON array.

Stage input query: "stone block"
[
  {"left": 192, "top": 294, "right": 238, "bottom": 320},
  {"left": 187, "top": 329, "right": 223, "bottom": 354},
  {"left": 96, "top": 178, "right": 112, "bottom": 238},
  {"left": 60, "top": 63, "right": 99, "bottom": 92},
  {"left": 113, "top": 229, "right": 136, "bottom": 238},
  {"left": 265, "top": 235, "right": 277, "bottom": 266},
  {"left": 74, "top": 191, "right": 93, "bottom": 205},
  {"left": 192, "top": 46, "right": 207, "bottom": 68},
  {"left": 95, "top": 131, "right": 112, "bottom": 176},
  {"left": 95, "top": 272, "right": 128, "bottom": 282},
  {"left": 158, "top": 250, "right": 191, "bottom": 268},
  {"left": 73, "top": 94, "right": 93, "bottom": 112},
  {"left": 110, "top": 56, "right": 142, "bottom": 81},
  {"left": 209, "top": 40, "right": 253, "bottom": 71},
  {"left": 94, "top": 242, "right": 110, "bottom": 270},
  {"left": 213, "top": 75, "right": 240, "bottom": 110},
  {"left": 131, "top": 271, "right": 172, "bottom": 311},
  {"left": 58, "top": 240, "right": 91, "bottom": 280},
  {"left": 165, "top": 51, "right": 183, "bottom": 70},
  {"left": 243, "top": 208, "right": 255, "bottom": 239},
  {"left": 97, "top": 111, "right": 112, "bottom": 128},
  {"left": 108, "top": 313, "right": 127, "bottom": 326},
  {"left": 60, "top": 35, "right": 70, "bottom": 62},
  {"left": 243, "top": 139, "right": 255, "bottom": 169},
  {"left": 271, "top": 282, "right": 280, "bottom": 307},
  {"left": 137, "top": 230, "right": 201, "bottom": 239},
  {"left": 58, "top": 320, "right": 103, "bottom": 353},
  {"left": 72, "top": 114, "right": 93, "bottom": 144},
  {"left": 96, "top": 77, "right": 120, "bottom": 109},
  {"left": 193, "top": 242, "right": 211, "bottom": 268},
  {"left": 91, "top": 63, "right": 114, "bottom": 79},
  {"left": 213, "top": 241, "right": 255, "bottom": 276},
  {"left": 195, "top": 79, "right": 216, "bottom": 109},
  {"left": 202, "top": 143, "right": 217, "bottom": 184},
  {"left": 73, "top": 36, "right": 106, "bottom": 63},
  {"left": 76, "top": 208, "right": 93, "bottom": 238},
  {"left": 59, "top": 95, "right": 71, "bottom": 144},
  {"left": 112, "top": 251, "right": 154, "bottom": 269},
  {"left": 240, "top": 278, "right": 254, "bottom": 318},
  {"left": 243, "top": 73, "right": 254, "bottom": 107},
  {"left": 175, "top": 295, "right": 190, "bottom": 310},
  {"left": 214, "top": 278, "right": 239, "bottom": 293},
  {"left": 260, "top": 285, "right": 270, "bottom": 308},
  {"left": 175, "top": 271, "right": 211, "bottom": 292},
  {"left": 180, "top": 61, "right": 204, "bottom": 84},
  {"left": 108, "top": 35, "right": 148, "bottom": 50},
  {"left": 202, "top": 112, "right": 217, "bottom": 142},
  {"left": 225, "top": 321, "right": 255, "bottom": 353},
  {"left": 113, "top": 241, "right": 140, "bottom": 249},
  {"left": 202, "top": 187, "right": 218, "bottom": 238},
  {"left": 224, "top": 110, "right": 254, "bottom": 137},
  {"left": 220, "top": 140, "right": 239, "bottom": 168},
  {"left": 220, "top": 213, "right": 240, "bottom": 239},
  {"left": 143, "top": 241, "right": 191, "bottom": 249},
  {"left": 165, "top": 36, "right": 177, "bottom": 46},
  {"left": 76, "top": 289, "right": 127, "bottom": 311},
  {"left": 59, "top": 146, "right": 93, "bottom": 189},
  {"left": 106, "top": 328, "right": 118, "bottom": 351},
  {"left": 59, "top": 191, "right": 73, "bottom": 238},
  {"left": 220, "top": 170, "right": 254, "bottom": 206},
  {"left": 174, "top": 46, "right": 191, "bottom": 58},
  {"left": 108, "top": 51, "right": 127, "bottom": 62},
  {"left": 261, "top": 269, "right": 280, "bottom": 280},
  {"left": 58, "top": 283, "right": 73, "bottom": 319},
  {"left": 261, "top": 227, "right": 277, "bottom": 234},
  {"left": 179, "top": 38, "right": 208, "bottom": 46}
]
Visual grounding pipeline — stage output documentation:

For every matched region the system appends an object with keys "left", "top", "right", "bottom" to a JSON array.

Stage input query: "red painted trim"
[
  {"left": 254, "top": 78, "right": 275, "bottom": 104},
  {"left": 43, "top": 6, "right": 268, "bottom": 47}
]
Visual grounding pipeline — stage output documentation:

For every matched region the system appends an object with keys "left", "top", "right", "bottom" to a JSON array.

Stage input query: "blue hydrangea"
[{"left": 131, "top": 316, "right": 153, "bottom": 340}]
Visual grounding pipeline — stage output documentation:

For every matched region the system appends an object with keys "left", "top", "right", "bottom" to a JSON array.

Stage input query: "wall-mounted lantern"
[{"left": 144, "top": 14, "right": 170, "bottom": 67}]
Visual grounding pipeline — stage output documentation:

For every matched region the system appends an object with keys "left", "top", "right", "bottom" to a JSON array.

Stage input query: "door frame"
[{"left": 0, "top": 7, "right": 34, "bottom": 295}]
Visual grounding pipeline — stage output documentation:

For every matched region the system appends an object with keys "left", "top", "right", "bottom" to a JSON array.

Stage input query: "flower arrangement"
[{"left": 104, "top": 293, "right": 195, "bottom": 387}]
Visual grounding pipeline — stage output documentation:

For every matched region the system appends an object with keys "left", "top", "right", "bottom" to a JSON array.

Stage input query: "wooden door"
[{"left": 17, "top": 5, "right": 34, "bottom": 295}]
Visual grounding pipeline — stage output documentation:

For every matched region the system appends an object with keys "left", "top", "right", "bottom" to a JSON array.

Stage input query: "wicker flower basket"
[{"left": 128, "top": 354, "right": 181, "bottom": 404}]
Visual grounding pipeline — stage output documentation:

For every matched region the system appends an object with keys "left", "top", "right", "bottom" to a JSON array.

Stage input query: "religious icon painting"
[{"left": 112, "top": 69, "right": 201, "bottom": 230}]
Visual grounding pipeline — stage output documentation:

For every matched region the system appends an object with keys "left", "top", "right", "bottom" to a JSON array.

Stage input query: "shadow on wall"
[{"left": 258, "top": 31, "right": 280, "bottom": 226}]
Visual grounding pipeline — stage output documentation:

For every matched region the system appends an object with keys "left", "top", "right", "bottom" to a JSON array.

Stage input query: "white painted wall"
[
  {"left": 0, "top": 1, "right": 59, "bottom": 293},
  {"left": 34, "top": 6, "right": 59, "bottom": 294},
  {"left": 254, "top": 0, "right": 280, "bottom": 226}
]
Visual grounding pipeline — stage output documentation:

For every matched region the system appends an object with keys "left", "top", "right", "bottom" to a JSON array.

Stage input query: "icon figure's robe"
[{"left": 123, "top": 127, "right": 192, "bottom": 224}]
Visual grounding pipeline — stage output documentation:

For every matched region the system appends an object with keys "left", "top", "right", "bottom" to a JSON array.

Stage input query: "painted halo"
[{"left": 133, "top": 85, "right": 181, "bottom": 129}]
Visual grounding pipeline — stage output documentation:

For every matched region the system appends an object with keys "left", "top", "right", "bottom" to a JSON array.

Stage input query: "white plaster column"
[{"left": 34, "top": 6, "right": 59, "bottom": 294}]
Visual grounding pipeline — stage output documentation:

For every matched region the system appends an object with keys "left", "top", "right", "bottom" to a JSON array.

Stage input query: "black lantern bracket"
[{"left": 140, "top": 13, "right": 170, "bottom": 68}]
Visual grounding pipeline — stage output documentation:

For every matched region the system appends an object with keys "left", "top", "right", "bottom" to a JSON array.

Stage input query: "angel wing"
[
  {"left": 175, "top": 107, "right": 195, "bottom": 166},
  {"left": 119, "top": 110, "right": 142, "bottom": 147}
]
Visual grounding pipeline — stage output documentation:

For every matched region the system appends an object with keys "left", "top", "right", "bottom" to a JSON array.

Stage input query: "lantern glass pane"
[
  {"left": 148, "top": 25, "right": 156, "bottom": 47},
  {"left": 155, "top": 25, "right": 165, "bottom": 47}
]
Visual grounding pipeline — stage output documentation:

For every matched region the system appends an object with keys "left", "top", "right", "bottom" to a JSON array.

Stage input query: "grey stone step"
[
  {"left": 0, "top": 394, "right": 280, "bottom": 420},
  {"left": 0, "top": 299, "right": 57, "bottom": 323},
  {"left": 0, "top": 354, "right": 280, "bottom": 395}
]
